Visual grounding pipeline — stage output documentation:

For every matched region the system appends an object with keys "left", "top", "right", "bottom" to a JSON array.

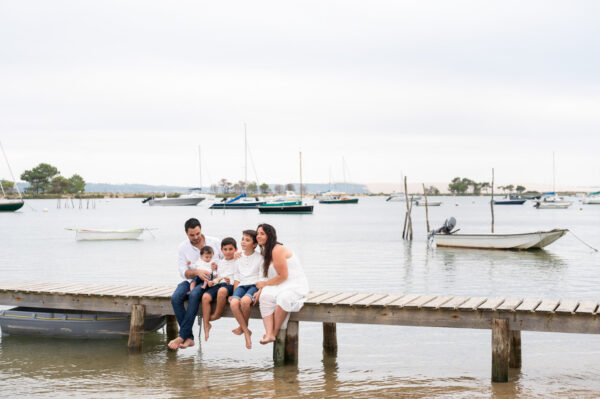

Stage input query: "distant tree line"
[
  {"left": 448, "top": 177, "right": 526, "bottom": 195},
  {"left": 19, "top": 163, "right": 86, "bottom": 194},
  {"left": 211, "top": 179, "right": 307, "bottom": 195}
]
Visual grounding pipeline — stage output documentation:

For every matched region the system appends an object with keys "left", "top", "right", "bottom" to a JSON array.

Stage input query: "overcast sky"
[{"left": 1, "top": 1, "right": 598, "bottom": 189}]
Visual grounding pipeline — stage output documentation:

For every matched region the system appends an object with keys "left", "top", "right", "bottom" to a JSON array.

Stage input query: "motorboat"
[
  {"left": 143, "top": 188, "right": 206, "bottom": 206},
  {"left": 429, "top": 217, "right": 567, "bottom": 250},
  {"left": 534, "top": 192, "right": 572, "bottom": 209},
  {"left": 209, "top": 193, "right": 265, "bottom": 209},
  {"left": 0, "top": 307, "right": 165, "bottom": 338},
  {"left": 66, "top": 228, "right": 148, "bottom": 241},
  {"left": 582, "top": 191, "right": 600, "bottom": 204},
  {"left": 492, "top": 194, "right": 527, "bottom": 205},
  {"left": 415, "top": 200, "right": 441, "bottom": 206},
  {"left": 318, "top": 193, "right": 358, "bottom": 204}
]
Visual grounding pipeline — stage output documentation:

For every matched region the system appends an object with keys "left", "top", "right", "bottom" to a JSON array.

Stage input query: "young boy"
[
  {"left": 201, "top": 237, "right": 237, "bottom": 341},
  {"left": 188, "top": 246, "right": 216, "bottom": 294},
  {"left": 229, "top": 229, "right": 264, "bottom": 349}
]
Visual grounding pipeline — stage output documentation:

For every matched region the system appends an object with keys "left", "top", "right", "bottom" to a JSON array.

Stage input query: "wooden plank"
[
  {"left": 307, "top": 292, "right": 338, "bottom": 304},
  {"left": 477, "top": 298, "right": 505, "bottom": 311},
  {"left": 313, "top": 292, "right": 342, "bottom": 305},
  {"left": 139, "top": 286, "right": 175, "bottom": 298},
  {"left": 555, "top": 299, "right": 579, "bottom": 314},
  {"left": 404, "top": 295, "right": 437, "bottom": 309},
  {"left": 458, "top": 297, "right": 487, "bottom": 311},
  {"left": 120, "top": 286, "right": 162, "bottom": 297},
  {"left": 45, "top": 284, "right": 91, "bottom": 294},
  {"left": 535, "top": 299, "right": 560, "bottom": 313},
  {"left": 307, "top": 291, "right": 327, "bottom": 301},
  {"left": 439, "top": 296, "right": 469, "bottom": 310},
  {"left": 108, "top": 286, "right": 154, "bottom": 296},
  {"left": 86, "top": 285, "right": 128, "bottom": 295},
  {"left": 66, "top": 285, "right": 116, "bottom": 295},
  {"left": 515, "top": 298, "right": 541, "bottom": 313},
  {"left": 422, "top": 296, "right": 454, "bottom": 309},
  {"left": 372, "top": 294, "right": 405, "bottom": 307},
  {"left": 389, "top": 294, "right": 421, "bottom": 308},
  {"left": 496, "top": 298, "right": 523, "bottom": 312},
  {"left": 339, "top": 293, "right": 373, "bottom": 306},
  {"left": 575, "top": 301, "right": 598, "bottom": 315},
  {"left": 319, "top": 292, "right": 358, "bottom": 306},
  {"left": 352, "top": 293, "right": 388, "bottom": 307}
]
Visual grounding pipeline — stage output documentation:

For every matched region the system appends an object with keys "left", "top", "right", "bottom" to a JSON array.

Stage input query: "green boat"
[
  {"left": 0, "top": 199, "right": 24, "bottom": 212},
  {"left": 258, "top": 201, "right": 314, "bottom": 214},
  {"left": 319, "top": 195, "right": 358, "bottom": 204}
]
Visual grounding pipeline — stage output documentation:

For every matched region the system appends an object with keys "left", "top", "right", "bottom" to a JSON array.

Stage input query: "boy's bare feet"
[
  {"left": 260, "top": 335, "right": 276, "bottom": 345},
  {"left": 232, "top": 326, "right": 242, "bottom": 335},
  {"left": 168, "top": 337, "right": 184, "bottom": 350},
  {"left": 203, "top": 322, "right": 212, "bottom": 341},
  {"left": 244, "top": 329, "right": 252, "bottom": 349},
  {"left": 180, "top": 338, "right": 195, "bottom": 348}
]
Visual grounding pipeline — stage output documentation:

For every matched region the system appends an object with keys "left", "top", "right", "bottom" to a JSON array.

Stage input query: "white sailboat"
[
  {"left": 0, "top": 141, "right": 24, "bottom": 212},
  {"left": 534, "top": 153, "right": 572, "bottom": 209},
  {"left": 582, "top": 191, "right": 600, "bottom": 204}
]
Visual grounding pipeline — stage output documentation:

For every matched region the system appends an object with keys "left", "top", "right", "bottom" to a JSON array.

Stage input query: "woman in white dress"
[{"left": 254, "top": 223, "right": 309, "bottom": 344}]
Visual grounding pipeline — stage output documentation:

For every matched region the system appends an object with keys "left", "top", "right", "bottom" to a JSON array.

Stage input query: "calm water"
[{"left": 1, "top": 196, "right": 599, "bottom": 398}]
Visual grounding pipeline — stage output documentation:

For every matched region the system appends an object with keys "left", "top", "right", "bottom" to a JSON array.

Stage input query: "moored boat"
[
  {"left": 415, "top": 200, "right": 441, "bottom": 206},
  {"left": 0, "top": 307, "right": 165, "bottom": 338},
  {"left": 493, "top": 194, "right": 527, "bottom": 205},
  {"left": 66, "top": 228, "right": 147, "bottom": 241},
  {"left": 258, "top": 201, "right": 314, "bottom": 214},
  {"left": 534, "top": 192, "right": 572, "bottom": 209},
  {"left": 582, "top": 191, "right": 600, "bottom": 204},
  {"left": 209, "top": 193, "right": 265, "bottom": 209},
  {"left": 319, "top": 194, "right": 358, "bottom": 204},
  {"left": 433, "top": 229, "right": 568, "bottom": 250},
  {"left": 143, "top": 189, "right": 206, "bottom": 206},
  {"left": 0, "top": 199, "right": 24, "bottom": 212}
]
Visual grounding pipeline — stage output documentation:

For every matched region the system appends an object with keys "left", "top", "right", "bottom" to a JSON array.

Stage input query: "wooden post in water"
[
  {"left": 166, "top": 315, "right": 178, "bottom": 341},
  {"left": 323, "top": 322, "right": 338, "bottom": 356},
  {"left": 509, "top": 330, "right": 522, "bottom": 369},
  {"left": 402, "top": 176, "right": 413, "bottom": 240},
  {"left": 284, "top": 320, "right": 299, "bottom": 365},
  {"left": 491, "top": 168, "right": 495, "bottom": 233},
  {"left": 491, "top": 318, "right": 509, "bottom": 382},
  {"left": 273, "top": 328, "right": 287, "bottom": 366},
  {"left": 422, "top": 184, "right": 430, "bottom": 233},
  {"left": 128, "top": 304, "right": 145, "bottom": 352}
]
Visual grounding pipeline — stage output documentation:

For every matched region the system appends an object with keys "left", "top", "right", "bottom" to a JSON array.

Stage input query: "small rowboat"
[
  {"left": 66, "top": 228, "right": 147, "bottom": 241},
  {"left": 415, "top": 200, "right": 441, "bottom": 206},
  {"left": 433, "top": 229, "right": 568, "bottom": 250}
]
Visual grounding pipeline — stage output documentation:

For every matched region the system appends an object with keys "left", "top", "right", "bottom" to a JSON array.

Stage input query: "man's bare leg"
[
  {"left": 168, "top": 336, "right": 184, "bottom": 350},
  {"left": 202, "top": 293, "right": 212, "bottom": 341},
  {"left": 180, "top": 338, "right": 195, "bottom": 348},
  {"left": 209, "top": 287, "right": 229, "bottom": 321}
]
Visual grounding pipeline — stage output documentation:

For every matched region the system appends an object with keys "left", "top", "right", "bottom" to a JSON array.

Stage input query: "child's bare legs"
[
  {"left": 201, "top": 280, "right": 208, "bottom": 290},
  {"left": 209, "top": 287, "right": 229, "bottom": 321},
  {"left": 201, "top": 293, "right": 212, "bottom": 341},
  {"left": 187, "top": 280, "right": 197, "bottom": 295},
  {"left": 260, "top": 306, "right": 288, "bottom": 344},
  {"left": 230, "top": 296, "right": 253, "bottom": 349}
]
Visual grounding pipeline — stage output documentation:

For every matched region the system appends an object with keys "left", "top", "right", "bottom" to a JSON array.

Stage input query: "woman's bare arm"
[{"left": 255, "top": 245, "right": 290, "bottom": 288}]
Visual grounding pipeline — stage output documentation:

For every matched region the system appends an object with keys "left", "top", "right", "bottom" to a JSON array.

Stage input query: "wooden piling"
[
  {"left": 491, "top": 318, "right": 509, "bottom": 382},
  {"left": 166, "top": 315, "right": 178, "bottom": 341},
  {"left": 323, "top": 322, "right": 338, "bottom": 356},
  {"left": 509, "top": 330, "right": 522, "bottom": 369},
  {"left": 491, "top": 168, "right": 495, "bottom": 233},
  {"left": 273, "top": 328, "right": 287, "bottom": 366},
  {"left": 285, "top": 321, "right": 299, "bottom": 365},
  {"left": 422, "top": 183, "right": 430, "bottom": 233},
  {"left": 127, "top": 304, "right": 145, "bottom": 352}
]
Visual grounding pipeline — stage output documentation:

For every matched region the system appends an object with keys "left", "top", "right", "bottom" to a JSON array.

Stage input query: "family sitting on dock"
[{"left": 168, "top": 218, "right": 309, "bottom": 350}]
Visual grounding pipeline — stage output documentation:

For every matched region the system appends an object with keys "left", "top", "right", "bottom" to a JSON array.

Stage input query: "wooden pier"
[{"left": 1, "top": 282, "right": 599, "bottom": 382}]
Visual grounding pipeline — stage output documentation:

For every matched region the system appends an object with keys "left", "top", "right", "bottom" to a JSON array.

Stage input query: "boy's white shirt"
[
  {"left": 216, "top": 258, "right": 237, "bottom": 284},
  {"left": 234, "top": 251, "right": 265, "bottom": 286}
]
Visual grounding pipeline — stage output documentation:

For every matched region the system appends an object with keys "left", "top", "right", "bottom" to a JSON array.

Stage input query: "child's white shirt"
[
  {"left": 216, "top": 258, "right": 236, "bottom": 284},
  {"left": 192, "top": 259, "right": 213, "bottom": 273},
  {"left": 234, "top": 251, "right": 265, "bottom": 286}
]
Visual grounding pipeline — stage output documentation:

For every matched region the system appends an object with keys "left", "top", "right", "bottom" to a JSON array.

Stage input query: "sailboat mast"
[
  {"left": 0, "top": 141, "right": 22, "bottom": 200},
  {"left": 552, "top": 151, "right": 556, "bottom": 193},
  {"left": 244, "top": 123, "right": 248, "bottom": 194},
  {"left": 343, "top": 156, "right": 347, "bottom": 193},
  {"left": 299, "top": 151, "right": 303, "bottom": 202},
  {"left": 198, "top": 145, "right": 202, "bottom": 191}
]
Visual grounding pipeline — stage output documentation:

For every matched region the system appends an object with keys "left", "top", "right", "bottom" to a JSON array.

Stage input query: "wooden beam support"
[
  {"left": 273, "top": 328, "right": 286, "bottom": 366},
  {"left": 166, "top": 315, "right": 178, "bottom": 341},
  {"left": 492, "top": 318, "right": 509, "bottom": 382},
  {"left": 509, "top": 330, "right": 522, "bottom": 369},
  {"left": 285, "top": 321, "right": 299, "bottom": 365},
  {"left": 323, "top": 322, "right": 338, "bottom": 356},
  {"left": 128, "top": 304, "right": 145, "bottom": 352}
]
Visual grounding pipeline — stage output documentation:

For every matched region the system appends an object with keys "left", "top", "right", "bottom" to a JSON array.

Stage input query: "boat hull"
[
  {"left": 74, "top": 229, "right": 145, "bottom": 241},
  {"left": 258, "top": 204, "right": 314, "bottom": 214},
  {"left": 319, "top": 198, "right": 358, "bottom": 204},
  {"left": 534, "top": 201, "right": 572, "bottom": 209},
  {"left": 492, "top": 200, "right": 526, "bottom": 205},
  {"left": 0, "top": 307, "right": 165, "bottom": 338},
  {"left": 433, "top": 229, "right": 568, "bottom": 250},
  {"left": 0, "top": 200, "right": 24, "bottom": 212},
  {"left": 415, "top": 201, "right": 441, "bottom": 206},
  {"left": 148, "top": 197, "right": 204, "bottom": 206},
  {"left": 583, "top": 198, "right": 600, "bottom": 204},
  {"left": 209, "top": 202, "right": 265, "bottom": 209}
]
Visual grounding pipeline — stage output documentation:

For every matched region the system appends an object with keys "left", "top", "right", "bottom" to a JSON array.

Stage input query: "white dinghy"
[
  {"left": 429, "top": 218, "right": 567, "bottom": 250},
  {"left": 66, "top": 228, "right": 148, "bottom": 241}
]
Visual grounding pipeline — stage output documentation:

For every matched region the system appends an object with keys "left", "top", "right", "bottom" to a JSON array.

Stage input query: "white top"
[
  {"left": 216, "top": 258, "right": 237, "bottom": 285},
  {"left": 262, "top": 252, "right": 309, "bottom": 312},
  {"left": 177, "top": 235, "right": 222, "bottom": 282},
  {"left": 192, "top": 259, "right": 213, "bottom": 273},
  {"left": 234, "top": 251, "right": 265, "bottom": 286}
]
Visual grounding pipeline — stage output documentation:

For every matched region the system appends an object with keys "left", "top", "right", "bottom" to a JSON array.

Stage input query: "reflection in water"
[{"left": 435, "top": 247, "right": 567, "bottom": 271}]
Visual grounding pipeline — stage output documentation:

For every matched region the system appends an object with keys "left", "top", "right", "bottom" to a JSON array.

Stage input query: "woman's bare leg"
[
  {"left": 260, "top": 314, "right": 275, "bottom": 344},
  {"left": 272, "top": 306, "right": 289, "bottom": 337},
  {"left": 201, "top": 293, "right": 212, "bottom": 341}
]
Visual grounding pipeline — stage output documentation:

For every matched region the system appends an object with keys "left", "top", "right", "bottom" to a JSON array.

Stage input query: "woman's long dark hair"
[{"left": 257, "top": 223, "right": 281, "bottom": 277}]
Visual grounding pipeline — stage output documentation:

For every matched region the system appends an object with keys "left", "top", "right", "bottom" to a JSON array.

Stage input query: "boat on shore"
[
  {"left": 0, "top": 307, "right": 165, "bottom": 338},
  {"left": 66, "top": 228, "right": 148, "bottom": 241}
]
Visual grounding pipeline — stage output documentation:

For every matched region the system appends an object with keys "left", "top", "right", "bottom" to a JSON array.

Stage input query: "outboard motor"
[
  {"left": 142, "top": 196, "right": 154, "bottom": 204},
  {"left": 428, "top": 217, "right": 458, "bottom": 240}
]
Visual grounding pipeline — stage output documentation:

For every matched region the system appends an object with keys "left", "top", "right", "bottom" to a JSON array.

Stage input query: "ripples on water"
[{"left": 1, "top": 197, "right": 599, "bottom": 397}]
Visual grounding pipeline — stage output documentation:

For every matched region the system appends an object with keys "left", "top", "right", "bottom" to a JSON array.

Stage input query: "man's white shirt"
[{"left": 177, "top": 235, "right": 222, "bottom": 282}]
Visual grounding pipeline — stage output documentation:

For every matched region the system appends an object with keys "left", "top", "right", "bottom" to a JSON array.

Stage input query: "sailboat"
[
  {"left": 318, "top": 158, "right": 359, "bottom": 204},
  {"left": 0, "top": 142, "right": 24, "bottom": 212},
  {"left": 210, "top": 125, "right": 265, "bottom": 209},
  {"left": 259, "top": 152, "right": 313, "bottom": 214},
  {"left": 582, "top": 191, "right": 600, "bottom": 204},
  {"left": 534, "top": 153, "right": 572, "bottom": 209}
]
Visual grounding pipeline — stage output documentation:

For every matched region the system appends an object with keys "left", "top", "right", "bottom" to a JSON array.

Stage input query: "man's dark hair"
[
  {"left": 184, "top": 218, "right": 201, "bottom": 232},
  {"left": 200, "top": 246, "right": 214, "bottom": 255},
  {"left": 221, "top": 237, "right": 237, "bottom": 249}
]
